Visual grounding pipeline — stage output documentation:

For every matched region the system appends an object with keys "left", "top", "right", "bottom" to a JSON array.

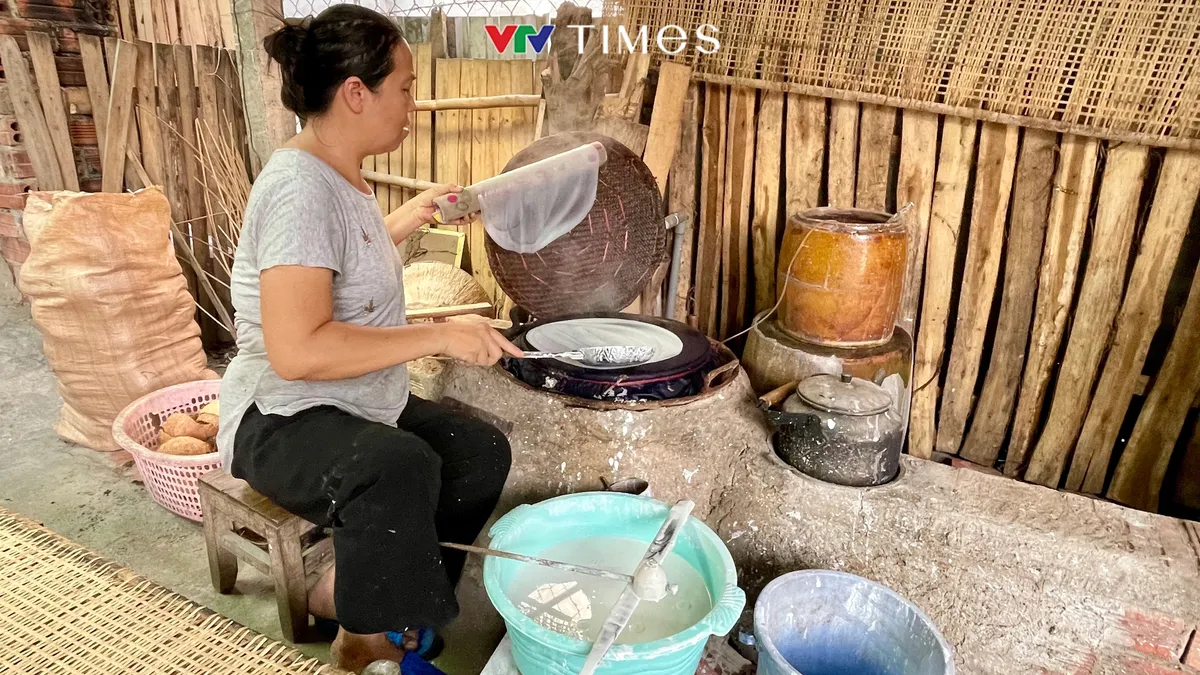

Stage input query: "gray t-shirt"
[{"left": 216, "top": 148, "right": 410, "bottom": 468}]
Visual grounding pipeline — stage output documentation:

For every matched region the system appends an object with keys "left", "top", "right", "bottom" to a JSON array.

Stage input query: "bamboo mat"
[{"left": 0, "top": 508, "right": 347, "bottom": 675}]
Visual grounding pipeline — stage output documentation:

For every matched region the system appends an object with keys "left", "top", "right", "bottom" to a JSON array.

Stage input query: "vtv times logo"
[{"left": 485, "top": 24, "right": 720, "bottom": 56}]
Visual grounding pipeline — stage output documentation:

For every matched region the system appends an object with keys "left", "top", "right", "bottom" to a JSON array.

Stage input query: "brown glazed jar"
[{"left": 776, "top": 207, "right": 908, "bottom": 347}]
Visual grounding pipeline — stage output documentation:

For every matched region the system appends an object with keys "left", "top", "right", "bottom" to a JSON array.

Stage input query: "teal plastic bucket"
[{"left": 483, "top": 493, "right": 747, "bottom": 675}]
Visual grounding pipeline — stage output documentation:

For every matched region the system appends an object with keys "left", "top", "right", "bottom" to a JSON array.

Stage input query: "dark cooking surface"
[{"left": 503, "top": 312, "right": 718, "bottom": 401}]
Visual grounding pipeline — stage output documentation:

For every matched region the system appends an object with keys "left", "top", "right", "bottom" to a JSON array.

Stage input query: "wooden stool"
[{"left": 197, "top": 469, "right": 334, "bottom": 643}]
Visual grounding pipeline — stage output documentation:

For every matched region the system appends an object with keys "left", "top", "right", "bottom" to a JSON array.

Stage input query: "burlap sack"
[{"left": 19, "top": 188, "right": 216, "bottom": 451}]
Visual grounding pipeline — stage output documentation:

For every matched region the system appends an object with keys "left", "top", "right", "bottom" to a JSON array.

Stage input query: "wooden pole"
[
  {"left": 363, "top": 170, "right": 437, "bottom": 192},
  {"left": 414, "top": 94, "right": 541, "bottom": 111}
]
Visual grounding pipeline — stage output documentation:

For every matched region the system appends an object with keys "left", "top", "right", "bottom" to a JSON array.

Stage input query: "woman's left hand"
[{"left": 386, "top": 183, "right": 475, "bottom": 243}]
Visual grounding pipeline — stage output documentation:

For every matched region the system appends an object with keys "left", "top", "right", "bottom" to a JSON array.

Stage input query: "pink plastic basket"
[{"left": 112, "top": 380, "right": 222, "bottom": 522}]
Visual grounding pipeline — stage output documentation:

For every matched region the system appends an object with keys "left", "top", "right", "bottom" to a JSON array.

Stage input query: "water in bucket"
[{"left": 506, "top": 535, "right": 712, "bottom": 644}]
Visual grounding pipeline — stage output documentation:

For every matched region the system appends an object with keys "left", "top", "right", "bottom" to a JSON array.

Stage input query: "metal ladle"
[{"left": 521, "top": 345, "right": 655, "bottom": 366}]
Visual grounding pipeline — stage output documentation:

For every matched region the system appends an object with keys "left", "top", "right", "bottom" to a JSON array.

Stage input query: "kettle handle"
[{"left": 759, "top": 380, "right": 798, "bottom": 409}]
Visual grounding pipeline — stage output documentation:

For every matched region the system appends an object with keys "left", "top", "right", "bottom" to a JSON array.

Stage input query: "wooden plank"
[
  {"left": 218, "top": 0, "right": 236, "bottom": 49},
  {"left": 79, "top": 35, "right": 110, "bottom": 158},
  {"left": 1024, "top": 144, "right": 1149, "bottom": 488},
  {"left": 1174, "top": 431, "right": 1200, "bottom": 513},
  {"left": 104, "top": 37, "right": 144, "bottom": 190},
  {"left": 934, "top": 123, "right": 1019, "bottom": 456},
  {"left": 179, "top": 0, "right": 205, "bottom": 45},
  {"left": 508, "top": 59, "right": 534, "bottom": 150},
  {"left": 642, "top": 61, "right": 692, "bottom": 196},
  {"left": 785, "top": 94, "right": 825, "bottom": 215},
  {"left": 960, "top": 128, "right": 1057, "bottom": 466},
  {"left": 827, "top": 99, "right": 858, "bottom": 207},
  {"left": 1004, "top": 136, "right": 1099, "bottom": 476},
  {"left": 135, "top": 40, "right": 164, "bottom": 186},
  {"left": 895, "top": 111, "right": 939, "bottom": 334},
  {"left": 908, "top": 117, "right": 976, "bottom": 460},
  {"left": 752, "top": 90, "right": 783, "bottom": 315},
  {"left": 487, "top": 59, "right": 511, "bottom": 171},
  {"left": 101, "top": 43, "right": 137, "bottom": 193},
  {"left": 27, "top": 32, "right": 79, "bottom": 191},
  {"left": 463, "top": 59, "right": 493, "bottom": 295},
  {"left": 720, "top": 86, "right": 754, "bottom": 339},
  {"left": 414, "top": 44, "right": 433, "bottom": 185},
  {"left": 856, "top": 104, "right": 894, "bottom": 211},
  {"left": 433, "top": 58, "right": 460, "bottom": 190},
  {"left": 1070, "top": 150, "right": 1200, "bottom": 493},
  {"left": 195, "top": 44, "right": 229, "bottom": 342},
  {"left": 199, "top": 0, "right": 223, "bottom": 46},
  {"left": 670, "top": 83, "right": 700, "bottom": 324},
  {"left": 134, "top": 0, "right": 154, "bottom": 41},
  {"left": 153, "top": 0, "right": 178, "bottom": 43},
  {"left": 117, "top": 0, "right": 136, "bottom": 41},
  {"left": 155, "top": 43, "right": 198, "bottom": 304},
  {"left": 0, "top": 36, "right": 63, "bottom": 190},
  {"left": 174, "top": 43, "right": 208, "bottom": 284},
  {"left": 696, "top": 83, "right": 727, "bottom": 338},
  {"left": 1108, "top": 258, "right": 1200, "bottom": 510}
]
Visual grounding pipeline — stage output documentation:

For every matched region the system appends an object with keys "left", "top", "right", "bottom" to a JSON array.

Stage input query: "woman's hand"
[
  {"left": 385, "top": 183, "right": 476, "bottom": 244},
  {"left": 435, "top": 322, "right": 524, "bottom": 366}
]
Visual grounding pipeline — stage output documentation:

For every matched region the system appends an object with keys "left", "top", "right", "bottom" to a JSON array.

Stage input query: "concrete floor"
[{"left": 0, "top": 302, "right": 498, "bottom": 673}]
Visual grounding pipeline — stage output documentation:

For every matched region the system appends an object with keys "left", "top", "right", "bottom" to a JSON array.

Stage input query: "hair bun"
[{"left": 263, "top": 19, "right": 310, "bottom": 72}]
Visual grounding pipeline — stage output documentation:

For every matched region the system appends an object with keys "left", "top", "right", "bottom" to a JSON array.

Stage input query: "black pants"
[{"left": 230, "top": 395, "right": 511, "bottom": 634}]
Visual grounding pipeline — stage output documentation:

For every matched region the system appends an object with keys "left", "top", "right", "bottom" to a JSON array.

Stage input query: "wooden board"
[
  {"left": 414, "top": 44, "right": 433, "bottom": 186},
  {"left": 101, "top": 43, "right": 137, "bottom": 193},
  {"left": 1069, "top": 149, "right": 1200, "bottom": 493},
  {"left": 895, "top": 111, "right": 939, "bottom": 333},
  {"left": 135, "top": 40, "right": 164, "bottom": 186},
  {"left": 463, "top": 59, "right": 494, "bottom": 297},
  {"left": 1107, "top": 257, "right": 1200, "bottom": 510},
  {"left": 670, "top": 83, "right": 700, "bottom": 325},
  {"left": 908, "top": 116, "right": 976, "bottom": 459},
  {"left": 174, "top": 43, "right": 210, "bottom": 342},
  {"left": 155, "top": 43, "right": 198, "bottom": 305},
  {"left": 0, "top": 36, "right": 64, "bottom": 190},
  {"left": 642, "top": 61, "right": 692, "bottom": 196},
  {"left": 785, "top": 94, "right": 825, "bottom": 215},
  {"left": 27, "top": 32, "right": 79, "bottom": 191},
  {"left": 934, "top": 123, "right": 1019, "bottom": 456},
  {"left": 1023, "top": 144, "right": 1149, "bottom": 488},
  {"left": 79, "top": 35, "right": 110, "bottom": 156},
  {"left": 827, "top": 99, "right": 858, "bottom": 207},
  {"left": 752, "top": 90, "right": 783, "bottom": 315},
  {"left": 104, "top": 37, "right": 144, "bottom": 190},
  {"left": 433, "top": 58, "right": 461, "bottom": 192},
  {"left": 1004, "top": 136, "right": 1099, "bottom": 476},
  {"left": 117, "top": 0, "right": 136, "bottom": 41},
  {"left": 152, "top": 0, "right": 178, "bottom": 43},
  {"left": 960, "top": 128, "right": 1057, "bottom": 466},
  {"left": 856, "top": 104, "right": 894, "bottom": 210},
  {"left": 487, "top": 60, "right": 511, "bottom": 172},
  {"left": 720, "top": 86, "right": 755, "bottom": 339},
  {"left": 199, "top": 0, "right": 224, "bottom": 47},
  {"left": 696, "top": 83, "right": 727, "bottom": 338},
  {"left": 133, "top": 0, "right": 153, "bottom": 41},
  {"left": 179, "top": 0, "right": 205, "bottom": 45}
]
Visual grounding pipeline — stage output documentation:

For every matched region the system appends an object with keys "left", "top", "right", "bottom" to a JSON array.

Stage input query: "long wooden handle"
[{"left": 760, "top": 380, "right": 799, "bottom": 408}]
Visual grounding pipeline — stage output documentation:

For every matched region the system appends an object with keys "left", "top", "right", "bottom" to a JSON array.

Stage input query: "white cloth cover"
[{"left": 478, "top": 141, "right": 606, "bottom": 254}]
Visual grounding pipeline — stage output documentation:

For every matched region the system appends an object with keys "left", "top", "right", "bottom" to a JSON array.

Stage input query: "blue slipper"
[
  {"left": 386, "top": 627, "right": 443, "bottom": 660},
  {"left": 398, "top": 651, "right": 447, "bottom": 675}
]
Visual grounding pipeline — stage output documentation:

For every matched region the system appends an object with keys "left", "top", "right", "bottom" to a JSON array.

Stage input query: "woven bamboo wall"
[
  {"left": 659, "top": 84, "right": 1200, "bottom": 517},
  {"left": 604, "top": 0, "right": 1200, "bottom": 149}
]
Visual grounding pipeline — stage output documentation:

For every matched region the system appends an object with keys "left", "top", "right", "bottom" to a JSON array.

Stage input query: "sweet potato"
[{"left": 158, "top": 436, "right": 213, "bottom": 456}]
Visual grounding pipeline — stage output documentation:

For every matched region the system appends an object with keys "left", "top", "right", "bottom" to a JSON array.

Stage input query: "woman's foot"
[{"left": 331, "top": 629, "right": 408, "bottom": 673}]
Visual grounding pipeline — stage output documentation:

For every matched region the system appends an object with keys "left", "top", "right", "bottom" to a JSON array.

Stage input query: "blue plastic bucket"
[
  {"left": 483, "top": 493, "right": 746, "bottom": 675},
  {"left": 753, "top": 571, "right": 953, "bottom": 675}
]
